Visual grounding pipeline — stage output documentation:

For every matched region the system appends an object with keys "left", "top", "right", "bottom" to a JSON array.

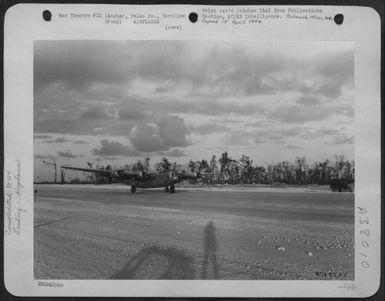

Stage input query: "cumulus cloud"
[
  {"left": 278, "top": 128, "right": 304, "bottom": 137},
  {"left": 44, "top": 137, "right": 71, "bottom": 143},
  {"left": 336, "top": 104, "right": 354, "bottom": 118},
  {"left": 34, "top": 41, "right": 133, "bottom": 92},
  {"left": 253, "top": 129, "right": 276, "bottom": 144},
  {"left": 58, "top": 150, "right": 76, "bottom": 158},
  {"left": 296, "top": 95, "right": 322, "bottom": 106},
  {"left": 189, "top": 123, "right": 229, "bottom": 134},
  {"left": 93, "top": 139, "right": 139, "bottom": 156},
  {"left": 118, "top": 107, "right": 146, "bottom": 120},
  {"left": 129, "top": 115, "right": 189, "bottom": 152},
  {"left": 312, "top": 51, "right": 354, "bottom": 97},
  {"left": 302, "top": 128, "right": 347, "bottom": 139},
  {"left": 55, "top": 137, "right": 69, "bottom": 143},
  {"left": 34, "top": 40, "right": 354, "bottom": 163},
  {"left": 117, "top": 96, "right": 148, "bottom": 120},
  {"left": 130, "top": 123, "right": 168, "bottom": 152},
  {"left": 188, "top": 45, "right": 296, "bottom": 96},
  {"left": 34, "top": 41, "right": 354, "bottom": 133},
  {"left": 81, "top": 107, "right": 109, "bottom": 119},
  {"left": 225, "top": 130, "right": 252, "bottom": 145},
  {"left": 157, "top": 149, "right": 186, "bottom": 157},
  {"left": 327, "top": 135, "right": 354, "bottom": 145},
  {"left": 269, "top": 104, "right": 333, "bottom": 123},
  {"left": 35, "top": 40, "right": 353, "bottom": 100},
  {"left": 34, "top": 134, "right": 52, "bottom": 139},
  {"left": 317, "top": 128, "right": 342, "bottom": 136},
  {"left": 147, "top": 99, "right": 265, "bottom": 116},
  {"left": 269, "top": 135, "right": 284, "bottom": 143},
  {"left": 35, "top": 118, "right": 136, "bottom": 136},
  {"left": 34, "top": 154, "right": 56, "bottom": 160},
  {"left": 286, "top": 144, "right": 301, "bottom": 149},
  {"left": 156, "top": 115, "right": 189, "bottom": 147},
  {"left": 35, "top": 118, "right": 94, "bottom": 135}
]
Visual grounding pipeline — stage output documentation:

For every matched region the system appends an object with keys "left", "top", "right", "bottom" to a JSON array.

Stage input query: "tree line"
[
  {"left": 126, "top": 152, "right": 354, "bottom": 185},
  {"left": 47, "top": 152, "right": 354, "bottom": 185}
]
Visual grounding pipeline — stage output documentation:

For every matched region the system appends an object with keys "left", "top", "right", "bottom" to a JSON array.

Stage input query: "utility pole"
[
  {"left": 61, "top": 169, "right": 65, "bottom": 184},
  {"left": 43, "top": 160, "right": 57, "bottom": 183}
]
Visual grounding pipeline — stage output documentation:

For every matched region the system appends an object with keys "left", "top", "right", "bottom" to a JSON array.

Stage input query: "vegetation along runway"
[{"left": 34, "top": 184, "right": 354, "bottom": 280}]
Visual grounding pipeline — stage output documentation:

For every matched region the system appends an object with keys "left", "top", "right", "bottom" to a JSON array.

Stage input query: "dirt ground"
[{"left": 34, "top": 184, "right": 354, "bottom": 280}]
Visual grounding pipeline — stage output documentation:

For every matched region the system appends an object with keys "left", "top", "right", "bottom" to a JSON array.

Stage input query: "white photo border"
[{"left": 3, "top": 3, "right": 381, "bottom": 297}]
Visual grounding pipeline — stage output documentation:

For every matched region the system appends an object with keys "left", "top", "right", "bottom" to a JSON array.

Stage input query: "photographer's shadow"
[
  {"left": 201, "top": 221, "right": 219, "bottom": 279},
  {"left": 110, "top": 245, "right": 195, "bottom": 279}
]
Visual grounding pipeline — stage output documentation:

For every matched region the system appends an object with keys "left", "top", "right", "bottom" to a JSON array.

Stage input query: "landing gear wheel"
[
  {"left": 131, "top": 184, "right": 137, "bottom": 194},
  {"left": 170, "top": 185, "right": 175, "bottom": 193},
  {"left": 165, "top": 187, "right": 169, "bottom": 193}
]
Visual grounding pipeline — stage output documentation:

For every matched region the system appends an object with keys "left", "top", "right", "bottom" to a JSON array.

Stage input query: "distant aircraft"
[{"left": 61, "top": 165, "right": 220, "bottom": 193}]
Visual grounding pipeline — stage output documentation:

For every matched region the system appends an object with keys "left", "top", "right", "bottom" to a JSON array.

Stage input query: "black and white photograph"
[
  {"left": 3, "top": 3, "right": 381, "bottom": 297},
  {"left": 33, "top": 40, "right": 355, "bottom": 280}
]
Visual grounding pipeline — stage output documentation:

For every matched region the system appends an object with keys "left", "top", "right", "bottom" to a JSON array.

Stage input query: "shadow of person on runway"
[
  {"left": 110, "top": 245, "right": 195, "bottom": 279},
  {"left": 201, "top": 221, "right": 219, "bottom": 279}
]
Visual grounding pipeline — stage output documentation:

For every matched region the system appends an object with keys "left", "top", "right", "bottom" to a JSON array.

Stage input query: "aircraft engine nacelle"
[
  {"left": 138, "top": 171, "right": 150, "bottom": 180},
  {"left": 168, "top": 171, "right": 179, "bottom": 182},
  {"left": 181, "top": 172, "right": 199, "bottom": 180}
]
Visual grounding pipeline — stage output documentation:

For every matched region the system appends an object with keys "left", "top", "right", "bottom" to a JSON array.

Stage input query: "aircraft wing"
[
  {"left": 61, "top": 166, "right": 152, "bottom": 180},
  {"left": 61, "top": 166, "right": 114, "bottom": 177}
]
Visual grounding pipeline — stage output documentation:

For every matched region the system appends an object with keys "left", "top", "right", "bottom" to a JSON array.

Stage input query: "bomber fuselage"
[{"left": 135, "top": 173, "right": 174, "bottom": 188}]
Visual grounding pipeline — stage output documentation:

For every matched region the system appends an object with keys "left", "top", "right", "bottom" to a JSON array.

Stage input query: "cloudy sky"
[{"left": 34, "top": 40, "right": 354, "bottom": 181}]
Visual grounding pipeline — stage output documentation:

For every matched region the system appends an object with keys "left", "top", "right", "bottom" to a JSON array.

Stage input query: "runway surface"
[{"left": 34, "top": 184, "right": 354, "bottom": 280}]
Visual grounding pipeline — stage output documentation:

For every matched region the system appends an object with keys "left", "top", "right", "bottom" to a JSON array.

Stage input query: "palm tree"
[
  {"left": 219, "top": 152, "right": 230, "bottom": 173},
  {"left": 335, "top": 155, "right": 346, "bottom": 179},
  {"left": 295, "top": 156, "right": 307, "bottom": 184},
  {"left": 171, "top": 162, "right": 182, "bottom": 173},
  {"left": 210, "top": 155, "right": 218, "bottom": 172},
  {"left": 188, "top": 160, "right": 197, "bottom": 172},
  {"left": 132, "top": 160, "right": 145, "bottom": 172},
  {"left": 155, "top": 157, "right": 172, "bottom": 172},
  {"left": 239, "top": 155, "right": 253, "bottom": 183}
]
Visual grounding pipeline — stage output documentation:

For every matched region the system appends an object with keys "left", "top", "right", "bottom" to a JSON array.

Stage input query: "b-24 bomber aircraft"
[{"left": 61, "top": 165, "right": 219, "bottom": 194}]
